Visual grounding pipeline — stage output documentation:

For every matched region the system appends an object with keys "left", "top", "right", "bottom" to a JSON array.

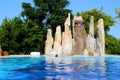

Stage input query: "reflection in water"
[
  {"left": 72, "top": 57, "right": 107, "bottom": 80},
  {"left": 44, "top": 57, "right": 107, "bottom": 80},
  {"left": 45, "top": 57, "right": 74, "bottom": 80}
]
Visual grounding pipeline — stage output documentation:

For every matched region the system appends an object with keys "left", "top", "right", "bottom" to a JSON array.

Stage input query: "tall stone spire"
[
  {"left": 97, "top": 19, "right": 105, "bottom": 56},
  {"left": 45, "top": 29, "right": 53, "bottom": 56},
  {"left": 64, "top": 13, "right": 71, "bottom": 27},
  {"left": 89, "top": 16, "right": 94, "bottom": 37},
  {"left": 86, "top": 16, "right": 98, "bottom": 56},
  {"left": 62, "top": 13, "right": 73, "bottom": 56},
  {"left": 53, "top": 26, "right": 62, "bottom": 56},
  {"left": 73, "top": 16, "right": 86, "bottom": 55}
]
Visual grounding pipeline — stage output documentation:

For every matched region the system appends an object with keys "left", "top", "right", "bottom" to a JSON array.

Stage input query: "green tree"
[
  {"left": 0, "top": 17, "right": 46, "bottom": 55},
  {"left": 0, "top": 17, "right": 23, "bottom": 54},
  {"left": 20, "top": 0, "right": 72, "bottom": 54},
  {"left": 76, "top": 9, "right": 115, "bottom": 34},
  {"left": 21, "top": 19, "right": 47, "bottom": 54},
  {"left": 105, "top": 34, "right": 120, "bottom": 54},
  {"left": 21, "top": 0, "right": 72, "bottom": 34}
]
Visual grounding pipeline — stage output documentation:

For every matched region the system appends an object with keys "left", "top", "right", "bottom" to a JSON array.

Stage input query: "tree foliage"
[
  {"left": 105, "top": 34, "right": 120, "bottom": 54},
  {"left": 0, "top": 17, "right": 23, "bottom": 54},
  {"left": 21, "top": 0, "right": 72, "bottom": 33},
  {"left": 0, "top": 17, "right": 46, "bottom": 54},
  {"left": 76, "top": 9, "right": 115, "bottom": 34}
]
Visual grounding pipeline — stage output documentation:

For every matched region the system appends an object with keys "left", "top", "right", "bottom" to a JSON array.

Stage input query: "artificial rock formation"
[
  {"left": 45, "top": 29, "right": 53, "bottom": 56},
  {"left": 97, "top": 19, "right": 105, "bottom": 56},
  {"left": 45, "top": 14, "right": 105, "bottom": 57},
  {"left": 62, "top": 13, "right": 73, "bottom": 56},
  {"left": 86, "top": 16, "right": 97, "bottom": 56},
  {"left": 53, "top": 26, "right": 62, "bottom": 56},
  {"left": 73, "top": 16, "right": 86, "bottom": 55}
]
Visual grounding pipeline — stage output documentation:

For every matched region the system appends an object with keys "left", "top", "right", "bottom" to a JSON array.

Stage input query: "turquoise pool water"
[{"left": 0, "top": 56, "right": 120, "bottom": 80}]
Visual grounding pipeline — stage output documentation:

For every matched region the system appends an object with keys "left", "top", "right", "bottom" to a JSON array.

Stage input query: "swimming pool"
[{"left": 0, "top": 56, "right": 120, "bottom": 80}]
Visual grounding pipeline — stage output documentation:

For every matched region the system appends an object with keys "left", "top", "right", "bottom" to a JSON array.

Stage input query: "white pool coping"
[{"left": 0, "top": 54, "right": 120, "bottom": 58}]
